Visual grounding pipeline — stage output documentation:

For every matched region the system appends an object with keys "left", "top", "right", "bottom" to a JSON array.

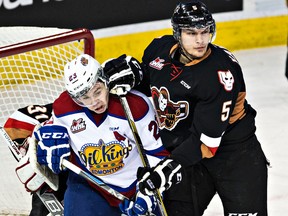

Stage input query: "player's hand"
[
  {"left": 119, "top": 191, "right": 157, "bottom": 216},
  {"left": 102, "top": 54, "right": 143, "bottom": 96},
  {"left": 34, "top": 125, "right": 70, "bottom": 174},
  {"left": 137, "top": 157, "right": 182, "bottom": 196}
]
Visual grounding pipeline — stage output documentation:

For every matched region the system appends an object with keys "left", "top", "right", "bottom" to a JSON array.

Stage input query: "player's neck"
[
  {"left": 179, "top": 47, "right": 212, "bottom": 65},
  {"left": 171, "top": 47, "right": 192, "bottom": 64},
  {"left": 179, "top": 54, "right": 192, "bottom": 64}
]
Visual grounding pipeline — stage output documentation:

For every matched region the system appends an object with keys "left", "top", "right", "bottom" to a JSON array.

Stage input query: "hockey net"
[{"left": 0, "top": 27, "right": 95, "bottom": 215}]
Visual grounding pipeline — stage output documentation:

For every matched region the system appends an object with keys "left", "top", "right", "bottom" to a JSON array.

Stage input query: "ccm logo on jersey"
[{"left": 41, "top": 132, "right": 69, "bottom": 139}]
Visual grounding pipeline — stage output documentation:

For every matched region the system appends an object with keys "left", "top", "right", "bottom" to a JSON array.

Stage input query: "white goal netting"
[{"left": 0, "top": 26, "right": 94, "bottom": 215}]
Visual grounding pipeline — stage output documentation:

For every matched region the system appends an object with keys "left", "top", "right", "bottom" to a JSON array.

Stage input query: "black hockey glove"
[
  {"left": 102, "top": 54, "right": 143, "bottom": 96},
  {"left": 137, "top": 157, "right": 182, "bottom": 196}
]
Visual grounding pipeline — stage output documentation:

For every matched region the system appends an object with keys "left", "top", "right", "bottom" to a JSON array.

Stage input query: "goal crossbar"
[{"left": 0, "top": 27, "right": 95, "bottom": 58}]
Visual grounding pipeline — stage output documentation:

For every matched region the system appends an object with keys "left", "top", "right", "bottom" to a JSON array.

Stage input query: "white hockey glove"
[
  {"left": 34, "top": 125, "right": 71, "bottom": 174},
  {"left": 137, "top": 157, "right": 182, "bottom": 196},
  {"left": 119, "top": 190, "right": 157, "bottom": 216},
  {"left": 15, "top": 127, "right": 59, "bottom": 192},
  {"left": 102, "top": 54, "right": 143, "bottom": 96}
]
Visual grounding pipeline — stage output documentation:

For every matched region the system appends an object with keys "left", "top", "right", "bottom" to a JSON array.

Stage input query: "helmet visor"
[{"left": 71, "top": 81, "right": 108, "bottom": 107}]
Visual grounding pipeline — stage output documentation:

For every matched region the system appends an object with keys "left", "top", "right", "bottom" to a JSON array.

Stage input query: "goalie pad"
[{"left": 15, "top": 125, "right": 59, "bottom": 192}]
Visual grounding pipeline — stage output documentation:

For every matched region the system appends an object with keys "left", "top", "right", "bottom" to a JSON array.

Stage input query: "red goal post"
[
  {"left": 0, "top": 27, "right": 95, "bottom": 125},
  {"left": 0, "top": 27, "right": 95, "bottom": 215}
]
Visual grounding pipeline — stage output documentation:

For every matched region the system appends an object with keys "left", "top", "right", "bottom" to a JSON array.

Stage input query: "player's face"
[
  {"left": 180, "top": 27, "right": 211, "bottom": 58},
  {"left": 78, "top": 82, "right": 109, "bottom": 114}
]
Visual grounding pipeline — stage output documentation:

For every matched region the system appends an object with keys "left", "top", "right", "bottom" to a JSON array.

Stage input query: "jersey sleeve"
[
  {"left": 130, "top": 90, "right": 169, "bottom": 166},
  {"left": 4, "top": 104, "right": 53, "bottom": 140}
]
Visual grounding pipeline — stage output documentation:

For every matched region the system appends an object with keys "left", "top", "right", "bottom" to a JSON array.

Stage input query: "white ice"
[
  {"left": 204, "top": 45, "right": 288, "bottom": 216},
  {"left": 0, "top": 45, "right": 287, "bottom": 215}
]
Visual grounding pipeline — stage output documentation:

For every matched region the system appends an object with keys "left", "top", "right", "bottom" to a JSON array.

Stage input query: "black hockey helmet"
[{"left": 171, "top": 1, "right": 216, "bottom": 41}]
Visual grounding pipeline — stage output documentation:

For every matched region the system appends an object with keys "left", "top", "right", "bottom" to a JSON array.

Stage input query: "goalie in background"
[
  {"left": 14, "top": 54, "right": 182, "bottom": 216},
  {"left": 4, "top": 104, "right": 67, "bottom": 216}
]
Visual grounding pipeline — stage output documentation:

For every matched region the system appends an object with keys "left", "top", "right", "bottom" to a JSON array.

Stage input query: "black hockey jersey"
[{"left": 141, "top": 35, "right": 257, "bottom": 166}]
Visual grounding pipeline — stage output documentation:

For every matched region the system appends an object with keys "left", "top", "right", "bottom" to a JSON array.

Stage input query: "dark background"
[{"left": 0, "top": 0, "right": 243, "bottom": 30}]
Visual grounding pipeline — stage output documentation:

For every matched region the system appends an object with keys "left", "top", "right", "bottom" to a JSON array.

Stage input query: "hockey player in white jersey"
[{"left": 15, "top": 54, "right": 182, "bottom": 216}]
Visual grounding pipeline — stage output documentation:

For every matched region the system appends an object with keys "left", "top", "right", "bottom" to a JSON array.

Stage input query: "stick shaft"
[
  {"left": 119, "top": 96, "right": 168, "bottom": 216},
  {"left": 62, "top": 159, "right": 128, "bottom": 201}
]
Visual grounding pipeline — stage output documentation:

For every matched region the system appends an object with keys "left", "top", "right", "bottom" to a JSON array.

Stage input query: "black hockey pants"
[{"left": 163, "top": 134, "right": 269, "bottom": 216}]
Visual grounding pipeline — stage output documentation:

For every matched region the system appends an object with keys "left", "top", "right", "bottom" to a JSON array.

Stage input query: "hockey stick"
[
  {"left": 0, "top": 126, "right": 129, "bottom": 202},
  {"left": 118, "top": 94, "right": 168, "bottom": 216},
  {"left": 61, "top": 159, "right": 128, "bottom": 201},
  {"left": 0, "top": 125, "right": 64, "bottom": 216}
]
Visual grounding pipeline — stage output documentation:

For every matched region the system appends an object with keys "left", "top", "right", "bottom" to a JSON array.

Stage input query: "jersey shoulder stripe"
[
  {"left": 4, "top": 109, "right": 41, "bottom": 130},
  {"left": 53, "top": 90, "right": 150, "bottom": 122},
  {"left": 53, "top": 91, "right": 84, "bottom": 117},
  {"left": 108, "top": 90, "right": 149, "bottom": 121}
]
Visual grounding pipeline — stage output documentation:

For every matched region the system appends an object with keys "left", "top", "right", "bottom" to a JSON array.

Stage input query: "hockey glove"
[
  {"left": 16, "top": 150, "right": 47, "bottom": 192},
  {"left": 137, "top": 157, "right": 182, "bottom": 196},
  {"left": 34, "top": 125, "right": 70, "bottom": 174},
  {"left": 15, "top": 128, "right": 59, "bottom": 192},
  {"left": 119, "top": 191, "right": 157, "bottom": 216},
  {"left": 102, "top": 54, "right": 143, "bottom": 96}
]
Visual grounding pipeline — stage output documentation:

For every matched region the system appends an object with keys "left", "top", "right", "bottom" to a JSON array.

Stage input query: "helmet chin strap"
[{"left": 178, "top": 39, "right": 194, "bottom": 63}]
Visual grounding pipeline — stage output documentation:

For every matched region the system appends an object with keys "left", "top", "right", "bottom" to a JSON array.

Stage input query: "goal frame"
[
  {"left": 0, "top": 27, "right": 95, "bottom": 215},
  {"left": 0, "top": 27, "right": 95, "bottom": 58}
]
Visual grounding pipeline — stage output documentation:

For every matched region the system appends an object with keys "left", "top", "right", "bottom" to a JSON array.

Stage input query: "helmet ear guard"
[{"left": 171, "top": 1, "right": 216, "bottom": 42}]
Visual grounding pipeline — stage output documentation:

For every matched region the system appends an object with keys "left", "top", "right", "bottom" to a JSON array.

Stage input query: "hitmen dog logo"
[
  {"left": 218, "top": 70, "right": 234, "bottom": 91},
  {"left": 78, "top": 139, "right": 132, "bottom": 176},
  {"left": 151, "top": 86, "right": 189, "bottom": 130}
]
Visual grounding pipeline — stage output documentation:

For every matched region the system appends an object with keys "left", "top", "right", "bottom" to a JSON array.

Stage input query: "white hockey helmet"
[{"left": 64, "top": 54, "right": 107, "bottom": 106}]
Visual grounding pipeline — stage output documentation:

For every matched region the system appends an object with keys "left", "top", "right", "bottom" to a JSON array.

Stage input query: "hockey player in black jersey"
[{"left": 103, "top": 1, "right": 269, "bottom": 215}]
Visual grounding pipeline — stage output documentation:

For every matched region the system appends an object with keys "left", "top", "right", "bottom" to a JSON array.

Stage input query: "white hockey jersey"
[{"left": 51, "top": 89, "right": 169, "bottom": 204}]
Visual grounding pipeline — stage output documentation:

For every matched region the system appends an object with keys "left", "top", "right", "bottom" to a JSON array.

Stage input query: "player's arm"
[
  {"left": 2, "top": 104, "right": 62, "bottom": 192},
  {"left": 4, "top": 104, "right": 53, "bottom": 157},
  {"left": 132, "top": 91, "right": 170, "bottom": 162}
]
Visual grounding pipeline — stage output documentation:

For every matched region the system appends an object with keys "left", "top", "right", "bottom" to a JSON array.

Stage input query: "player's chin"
[
  {"left": 92, "top": 104, "right": 107, "bottom": 114},
  {"left": 195, "top": 47, "right": 207, "bottom": 55}
]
